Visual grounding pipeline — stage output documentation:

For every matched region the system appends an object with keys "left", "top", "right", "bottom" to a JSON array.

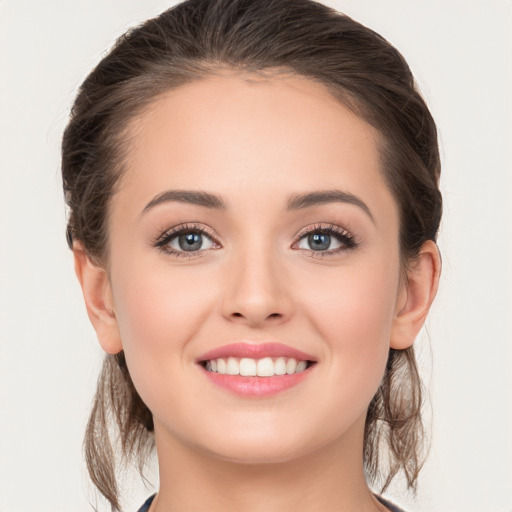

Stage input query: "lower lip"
[{"left": 201, "top": 367, "right": 312, "bottom": 397}]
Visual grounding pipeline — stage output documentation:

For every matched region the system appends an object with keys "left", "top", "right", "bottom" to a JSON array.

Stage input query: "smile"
[
  {"left": 203, "top": 357, "right": 311, "bottom": 377},
  {"left": 197, "top": 342, "right": 317, "bottom": 397}
]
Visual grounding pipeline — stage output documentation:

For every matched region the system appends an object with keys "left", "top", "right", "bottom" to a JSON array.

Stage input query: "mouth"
[
  {"left": 197, "top": 342, "right": 317, "bottom": 397},
  {"left": 201, "top": 357, "right": 314, "bottom": 377}
]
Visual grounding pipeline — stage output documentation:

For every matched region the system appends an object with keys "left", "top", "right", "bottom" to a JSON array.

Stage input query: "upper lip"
[{"left": 197, "top": 342, "right": 317, "bottom": 362}]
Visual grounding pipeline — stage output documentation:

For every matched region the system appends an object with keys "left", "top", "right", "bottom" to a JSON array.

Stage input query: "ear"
[
  {"left": 73, "top": 243, "right": 123, "bottom": 354},
  {"left": 390, "top": 240, "right": 441, "bottom": 350}
]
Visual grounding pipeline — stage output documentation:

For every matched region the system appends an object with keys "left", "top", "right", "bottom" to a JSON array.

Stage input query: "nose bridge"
[{"left": 222, "top": 235, "right": 290, "bottom": 325}]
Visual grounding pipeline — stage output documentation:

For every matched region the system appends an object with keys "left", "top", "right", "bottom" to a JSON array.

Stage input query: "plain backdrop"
[{"left": 0, "top": 1, "right": 511, "bottom": 511}]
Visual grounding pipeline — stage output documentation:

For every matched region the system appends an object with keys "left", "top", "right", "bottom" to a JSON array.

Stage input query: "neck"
[{"left": 151, "top": 417, "right": 386, "bottom": 512}]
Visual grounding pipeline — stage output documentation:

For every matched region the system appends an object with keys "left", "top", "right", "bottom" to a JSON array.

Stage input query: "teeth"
[
  {"left": 274, "top": 357, "right": 287, "bottom": 375},
  {"left": 296, "top": 360, "right": 307, "bottom": 373},
  {"left": 257, "top": 357, "right": 274, "bottom": 377},
  {"left": 204, "top": 357, "right": 310, "bottom": 377},
  {"left": 217, "top": 358, "right": 227, "bottom": 374},
  {"left": 226, "top": 357, "right": 239, "bottom": 375},
  {"left": 240, "top": 358, "right": 257, "bottom": 376},
  {"left": 286, "top": 358, "right": 297, "bottom": 374}
]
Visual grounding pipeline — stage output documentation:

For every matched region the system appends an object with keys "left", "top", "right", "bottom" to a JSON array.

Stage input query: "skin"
[{"left": 74, "top": 73, "right": 440, "bottom": 511}]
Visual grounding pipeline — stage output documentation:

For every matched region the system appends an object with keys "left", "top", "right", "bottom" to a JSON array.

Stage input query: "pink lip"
[
  {"left": 196, "top": 342, "right": 317, "bottom": 398},
  {"left": 197, "top": 342, "right": 316, "bottom": 362},
  {"left": 202, "top": 371, "right": 312, "bottom": 397}
]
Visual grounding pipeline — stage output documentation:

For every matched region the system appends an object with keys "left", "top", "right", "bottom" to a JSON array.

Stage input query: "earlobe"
[
  {"left": 390, "top": 240, "right": 441, "bottom": 350},
  {"left": 73, "top": 243, "right": 123, "bottom": 354}
]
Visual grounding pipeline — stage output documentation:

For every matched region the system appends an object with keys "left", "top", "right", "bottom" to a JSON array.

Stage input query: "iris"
[
  {"left": 179, "top": 232, "right": 203, "bottom": 251},
  {"left": 308, "top": 233, "right": 331, "bottom": 251}
]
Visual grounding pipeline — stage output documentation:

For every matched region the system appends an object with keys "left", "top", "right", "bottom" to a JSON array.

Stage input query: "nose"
[{"left": 221, "top": 246, "right": 293, "bottom": 328}]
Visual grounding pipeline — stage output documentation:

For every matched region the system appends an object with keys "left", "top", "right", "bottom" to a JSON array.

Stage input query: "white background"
[{"left": 0, "top": 0, "right": 511, "bottom": 511}]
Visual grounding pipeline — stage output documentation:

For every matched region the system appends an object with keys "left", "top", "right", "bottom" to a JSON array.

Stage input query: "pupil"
[
  {"left": 179, "top": 232, "right": 202, "bottom": 251},
  {"left": 308, "top": 233, "right": 330, "bottom": 251}
]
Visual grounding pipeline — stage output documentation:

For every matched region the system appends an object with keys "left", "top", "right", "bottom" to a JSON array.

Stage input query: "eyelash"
[
  {"left": 154, "top": 222, "right": 359, "bottom": 259},
  {"left": 293, "top": 224, "right": 359, "bottom": 257},
  {"left": 154, "top": 223, "right": 219, "bottom": 258}
]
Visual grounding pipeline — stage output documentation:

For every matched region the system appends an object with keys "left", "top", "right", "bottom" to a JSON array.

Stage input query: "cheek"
[
  {"left": 112, "top": 259, "right": 216, "bottom": 341},
  {"left": 300, "top": 262, "right": 399, "bottom": 396},
  {"left": 109, "top": 261, "right": 217, "bottom": 400},
  {"left": 304, "top": 261, "right": 398, "bottom": 334}
]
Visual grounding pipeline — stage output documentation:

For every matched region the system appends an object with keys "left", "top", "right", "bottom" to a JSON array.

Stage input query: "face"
[{"left": 102, "top": 73, "right": 406, "bottom": 464}]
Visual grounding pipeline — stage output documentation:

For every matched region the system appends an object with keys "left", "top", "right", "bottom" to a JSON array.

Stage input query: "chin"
[
  {"left": 193, "top": 422, "right": 336, "bottom": 467},
  {"left": 205, "top": 442, "right": 312, "bottom": 466}
]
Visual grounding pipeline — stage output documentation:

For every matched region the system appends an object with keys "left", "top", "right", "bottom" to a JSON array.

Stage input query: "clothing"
[
  {"left": 376, "top": 495, "right": 407, "bottom": 512},
  {"left": 137, "top": 494, "right": 156, "bottom": 512},
  {"left": 136, "top": 493, "right": 406, "bottom": 512}
]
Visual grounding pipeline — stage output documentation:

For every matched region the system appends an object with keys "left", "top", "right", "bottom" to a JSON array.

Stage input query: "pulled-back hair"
[{"left": 62, "top": 0, "right": 442, "bottom": 509}]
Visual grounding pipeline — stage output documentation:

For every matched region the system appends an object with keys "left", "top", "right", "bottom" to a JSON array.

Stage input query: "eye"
[
  {"left": 154, "top": 224, "right": 219, "bottom": 257},
  {"left": 294, "top": 225, "right": 357, "bottom": 254},
  {"left": 170, "top": 231, "right": 215, "bottom": 251}
]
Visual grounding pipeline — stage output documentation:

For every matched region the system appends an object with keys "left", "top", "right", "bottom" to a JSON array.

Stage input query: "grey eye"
[
  {"left": 297, "top": 231, "right": 344, "bottom": 251},
  {"left": 169, "top": 231, "right": 215, "bottom": 252},
  {"left": 307, "top": 233, "right": 331, "bottom": 251}
]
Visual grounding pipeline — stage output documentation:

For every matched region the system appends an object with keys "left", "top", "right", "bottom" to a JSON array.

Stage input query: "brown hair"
[{"left": 62, "top": 0, "right": 442, "bottom": 509}]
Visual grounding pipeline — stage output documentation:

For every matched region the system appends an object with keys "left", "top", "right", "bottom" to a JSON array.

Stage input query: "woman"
[{"left": 62, "top": 0, "right": 442, "bottom": 510}]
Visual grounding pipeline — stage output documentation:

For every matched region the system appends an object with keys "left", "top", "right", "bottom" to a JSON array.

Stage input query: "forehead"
[{"left": 117, "top": 73, "right": 396, "bottom": 223}]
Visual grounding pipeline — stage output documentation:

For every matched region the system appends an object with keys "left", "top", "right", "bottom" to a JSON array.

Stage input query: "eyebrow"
[
  {"left": 286, "top": 190, "right": 374, "bottom": 222},
  {"left": 140, "top": 190, "right": 227, "bottom": 216},
  {"left": 140, "top": 188, "right": 374, "bottom": 222}
]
